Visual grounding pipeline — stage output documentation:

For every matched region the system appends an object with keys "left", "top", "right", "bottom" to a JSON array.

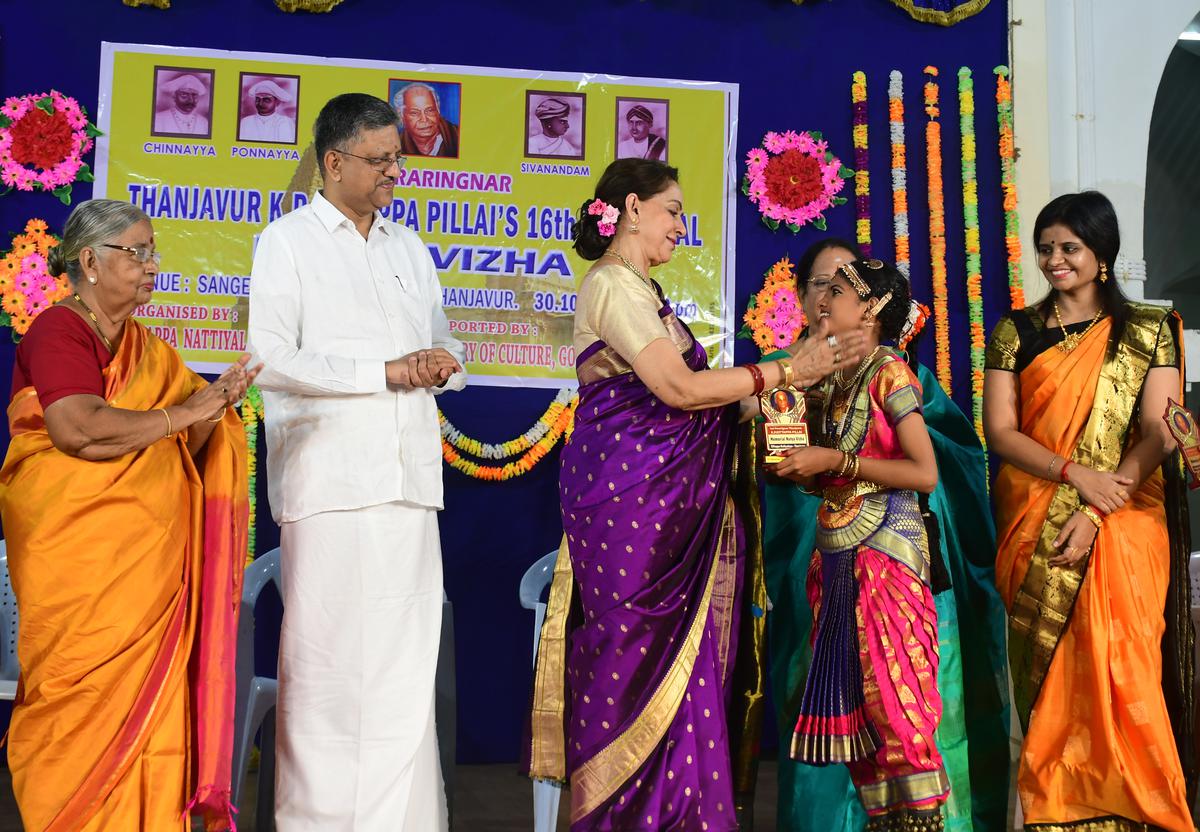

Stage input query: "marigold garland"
[
  {"left": 440, "top": 390, "right": 579, "bottom": 481},
  {"left": 851, "top": 71, "right": 873, "bottom": 256},
  {"left": 995, "top": 66, "right": 1025, "bottom": 310},
  {"left": 958, "top": 67, "right": 986, "bottom": 444},
  {"left": 0, "top": 218, "right": 69, "bottom": 340},
  {"left": 888, "top": 71, "right": 910, "bottom": 279},
  {"left": 240, "top": 387, "right": 265, "bottom": 563},
  {"left": 0, "top": 91, "right": 99, "bottom": 205},
  {"left": 924, "top": 67, "right": 951, "bottom": 396},
  {"left": 742, "top": 130, "right": 853, "bottom": 233},
  {"left": 738, "top": 257, "right": 805, "bottom": 355}
]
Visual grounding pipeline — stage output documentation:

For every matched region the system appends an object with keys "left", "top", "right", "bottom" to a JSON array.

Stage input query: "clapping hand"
[{"left": 184, "top": 353, "right": 263, "bottom": 422}]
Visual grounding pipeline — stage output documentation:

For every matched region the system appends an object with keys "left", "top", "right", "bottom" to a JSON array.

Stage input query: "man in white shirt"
[
  {"left": 527, "top": 96, "right": 580, "bottom": 157},
  {"left": 616, "top": 103, "right": 667, "bottom": 161},
  {"left": 239, "top": 78, "right": 297, "bottom": 144},
  {"left": 249, "top": 92, "right": 463, "bottom": 832}
]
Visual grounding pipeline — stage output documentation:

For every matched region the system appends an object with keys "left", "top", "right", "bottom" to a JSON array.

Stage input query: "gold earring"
[
  {"left": 630, "top": 222, "right": 639, "bottom": 234},
  {"left": 1099, "top": 262, "right": 1109, "bottom": 283}
]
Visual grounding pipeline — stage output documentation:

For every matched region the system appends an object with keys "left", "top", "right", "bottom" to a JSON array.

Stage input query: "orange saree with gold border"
[
  {"left": 992, "top": 306, "right": 1195, "bottom": 831},
  {"left": 0, "top": 321, "right": 246, "bottom": 831}
]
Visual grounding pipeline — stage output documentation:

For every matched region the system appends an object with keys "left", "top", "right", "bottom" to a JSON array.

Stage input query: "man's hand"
[{"left": 386, "top": 349, "right": 463, "bottom": 388}]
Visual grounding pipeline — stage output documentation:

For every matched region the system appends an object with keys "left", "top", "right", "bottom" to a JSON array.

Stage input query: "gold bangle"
[
  {"left": 160, "top": 408, "right": 173, "bottom": 437},
  {"left": 1079, "top": 505, "right": 1103, "bottom": 529},
  {"left": 1047, "top": 455, "right": 1061, "bottom": 479},
  {"left": 777, "top": 358, "right": 795, "bottom": 389},
  {"left": 206, "top": 408, "right": 226, "bottom": 423},
  {"left": 836, "top": 451, "right": 851, "bottom": 477}
]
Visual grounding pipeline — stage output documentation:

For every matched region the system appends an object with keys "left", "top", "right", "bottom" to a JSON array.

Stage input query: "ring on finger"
[{"left": 826, "top": 335, "right": 839, "bottom": 349}]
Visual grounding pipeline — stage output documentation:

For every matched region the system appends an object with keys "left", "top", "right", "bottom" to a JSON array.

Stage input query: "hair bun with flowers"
[{"left": 586, "top": 198, "right": 621, "bottom": 237}]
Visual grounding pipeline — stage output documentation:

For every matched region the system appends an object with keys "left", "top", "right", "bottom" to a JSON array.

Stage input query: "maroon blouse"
[{"left": 10, "top": 305, "right": 113, "bottom": 410}]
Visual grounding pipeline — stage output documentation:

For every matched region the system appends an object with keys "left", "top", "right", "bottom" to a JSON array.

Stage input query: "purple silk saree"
[{"left": 528, "top": 298, "right": 760, "bottom": 831}]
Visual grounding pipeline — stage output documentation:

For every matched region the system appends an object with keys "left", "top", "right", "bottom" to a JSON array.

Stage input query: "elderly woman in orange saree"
[
  {"left": 984, "top": 191, "right": 1196, "bottom": 831},
  {"left": 0, "top": 199, "right": 258, "bottom": 831}
]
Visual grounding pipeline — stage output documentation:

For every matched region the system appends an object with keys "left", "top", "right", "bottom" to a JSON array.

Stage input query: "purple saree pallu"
[{"left": 529, "top": 300, "right": 746, "bottom": 831}]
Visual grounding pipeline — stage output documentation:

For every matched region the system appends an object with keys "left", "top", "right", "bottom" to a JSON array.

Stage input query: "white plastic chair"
[
  {"left": 0, "top": 540, "right": 18, "bottom": 700},
  {"left": 520, "top": 550, "right": 564, "bottom": 832}
]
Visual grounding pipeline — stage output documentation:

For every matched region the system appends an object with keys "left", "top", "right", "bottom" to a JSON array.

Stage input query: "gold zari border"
[
  {"left": 857, "top": 768, "right": 950, "bottom": 812},
  {"left": 569, "top": 498, "right": 734, "bottom": 822},
  {"left": 528, "top": 535, "right": 575, "bottom": 781}
]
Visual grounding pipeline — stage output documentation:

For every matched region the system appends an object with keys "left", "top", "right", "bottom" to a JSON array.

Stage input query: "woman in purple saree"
[{"left": 526, "top": 159, "right": 866, "bottom": 830}]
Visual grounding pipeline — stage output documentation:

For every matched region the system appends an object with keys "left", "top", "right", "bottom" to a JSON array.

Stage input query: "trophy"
[
  {"left": 760, "top": 385, "right": 809, "bottom": 465},
  {"left": 1164, "top": 398, "right": 1200, "bottom": 489}
]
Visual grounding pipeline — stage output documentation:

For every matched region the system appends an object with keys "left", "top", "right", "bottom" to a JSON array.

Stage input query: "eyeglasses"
[
  {"left": 103, "top": 244, "right": 162, "bottom": 266},
  {"left": 335, "top": 149, "right": 407, "bottom": 173}
]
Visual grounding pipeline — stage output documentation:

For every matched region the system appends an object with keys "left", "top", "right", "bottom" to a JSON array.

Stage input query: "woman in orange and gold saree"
[
  {"left": 0, "top": 199, "right": 259, "bottom": 831},
  {"left": 984, "top": 191, "right": 1196, "bottom": 831}
]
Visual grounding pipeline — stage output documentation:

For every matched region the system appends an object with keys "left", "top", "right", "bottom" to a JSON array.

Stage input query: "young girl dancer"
[{"left": 771, "top": 258, "right": 948, "bottom": 831}]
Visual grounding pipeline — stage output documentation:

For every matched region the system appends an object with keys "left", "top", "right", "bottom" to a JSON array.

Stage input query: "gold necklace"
[
  {"left": 1052, "top": 300, "right": 1104, "bottom": 352},
  {"left": 602, "top": 250, "right": 653, "bottom": 290},
  {"left": 72, "top": 292, "right": 115, "bottom": 352},
  {"left": 834, "top": 344, "right": 879, "bottom": 390},
  {"left": 825, "top": 346, "right": 881, "bottom": 450}
]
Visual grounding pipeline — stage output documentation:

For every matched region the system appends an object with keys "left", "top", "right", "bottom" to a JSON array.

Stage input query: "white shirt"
[
  {"left": 248, "top": 191, "right": 466, "bottom": 523},
  {"left": 239, "top": 111, "right": 295, "bottom": 143},
  {"left": 529, "top": 132, "right": 580, "bottom": 157}
]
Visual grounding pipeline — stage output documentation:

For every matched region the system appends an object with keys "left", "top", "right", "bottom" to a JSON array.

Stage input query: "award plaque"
[
  {"left": 1164, "top": 398, "right": 1200, "bottom": 489},
  {"left": 760, "top": 386, "right": 809, "bottom": 464}
]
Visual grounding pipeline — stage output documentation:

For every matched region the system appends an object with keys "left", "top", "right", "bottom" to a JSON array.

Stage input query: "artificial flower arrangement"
[
  {"left": 739, "top": 256, "right": 805, "bottom": 355},
  {"left": 0, "top": 91, "right": 100, "bottom": 205},
  {"left": 742, "top": 131, "right": 854, "bottom": 233},
  {"left": 0, "top": 219, "right": 69, "bottom": 340}
]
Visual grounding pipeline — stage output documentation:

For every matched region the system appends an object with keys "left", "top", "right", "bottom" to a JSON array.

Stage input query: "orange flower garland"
[
  {"left": 439, "top": 391, "right": 579, "bottom": 481},
  {"left": 995, "top": 66, "right": 1025, "bottom": 310},
  {"left": 924, "top": 66, "right": 951, "bottom": 396}
]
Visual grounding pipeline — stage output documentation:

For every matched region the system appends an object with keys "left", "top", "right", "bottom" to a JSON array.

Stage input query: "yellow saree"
[
  {"left": 0, "top": 321, "right": 247, "bottom": 831},
  {"left": 990, "top": 304, "right": 1195, "bottom": 831}
]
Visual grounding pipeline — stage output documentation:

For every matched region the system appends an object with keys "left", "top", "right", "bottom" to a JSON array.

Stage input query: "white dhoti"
[{"left": 275, "top": 501, "right": 448, "bottom": 831}]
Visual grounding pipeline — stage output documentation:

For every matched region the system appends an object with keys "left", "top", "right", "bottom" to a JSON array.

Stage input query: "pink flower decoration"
[
  {"left": 742, "top": 129, "right": 851, "bottom": 233},
  {"left": 0, "top": 90, "right": 98, "bottom": 203}
]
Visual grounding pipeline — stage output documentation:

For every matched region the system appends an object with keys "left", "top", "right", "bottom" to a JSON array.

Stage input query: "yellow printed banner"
[{"left": 94, "top": 42, "right": 739, "bottom": 386}]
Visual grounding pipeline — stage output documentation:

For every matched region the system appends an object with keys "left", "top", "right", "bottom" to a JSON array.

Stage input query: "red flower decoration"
[
  {"left": 763, "top": 150, "right": 825, "bottom": 211},
  {"left": 9, "top": 108, "right": 74, "bottom": 170}
]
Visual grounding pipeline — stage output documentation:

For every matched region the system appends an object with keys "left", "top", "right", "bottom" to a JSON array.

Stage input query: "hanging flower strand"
[
  {"left": 995, "top": 66, "right": 1025, "bottom": 310},
  {"left": 240, "top": 387, "right": 265, "bottom": 563},
  {"left": 924, "top": 67, "right": 951, "bottom": 395},
  {"left": 958, "top": 67, "right": 986, "bottom": 444},
  {"left": 851, "top": 71, "right": 872, "bottom": 256},
  {"left": 888, "top": 70, "right": 910, "bottom": 279}
]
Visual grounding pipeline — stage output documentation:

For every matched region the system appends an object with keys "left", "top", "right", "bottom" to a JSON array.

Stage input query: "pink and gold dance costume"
[{"left": 791, "top": 346, "right": 948, "bottom": 832}]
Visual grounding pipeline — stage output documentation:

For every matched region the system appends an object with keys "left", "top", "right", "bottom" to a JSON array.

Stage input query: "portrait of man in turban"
[
  {"left": 615, "top": 98, "right": 669, "bottom": 162},
  {"left": 237, "top": 73, "right": 300, "bottom": 144},
  {"left": 525, "top": 91, "right": 585, "bottom": 160},
  {"left": 151, "top": 67, "right": 214, "bottom": 139}
]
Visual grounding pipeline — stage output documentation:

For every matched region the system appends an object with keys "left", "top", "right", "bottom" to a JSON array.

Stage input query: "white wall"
[
  {"left": 1010, "top": 0, "right": 1199, "bottom": 379},
  {"left": 1012, "top": 0, "right": 1197, "bottom": 290}
]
